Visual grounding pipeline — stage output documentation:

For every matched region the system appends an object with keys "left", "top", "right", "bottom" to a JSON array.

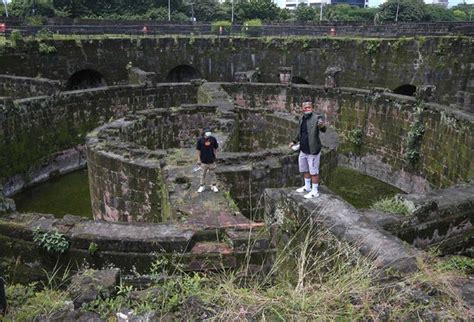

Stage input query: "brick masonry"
[
  {"left": 0, "top": 37, "right": 471, "bottom": 106},
  {"left": 224, "top": 83, "right": 474, "bottom": 193},
  {"left": 0, "top": 83, "right": 198, "bottom": 195}
]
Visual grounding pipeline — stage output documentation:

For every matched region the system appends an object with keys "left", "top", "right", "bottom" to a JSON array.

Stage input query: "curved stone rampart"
[
  {"left": 86, "top": 105, "right": 223, "bottom": 222},
  {"left": 223, "top": 83, "right": 474, "bottom": 192},
  {"left": 0, "top": 74, "right": 62, "bottom": 99},
  {"left": 0, "top": 83, "right": 198, "bottom": 195},
  {"left": 0, "top": 37, "right": 471, "bottom": 105}
]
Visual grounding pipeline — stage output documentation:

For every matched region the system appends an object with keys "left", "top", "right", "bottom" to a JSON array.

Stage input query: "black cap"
[{"left": 203, "top": 127, "right": 211, "bottom": 132}]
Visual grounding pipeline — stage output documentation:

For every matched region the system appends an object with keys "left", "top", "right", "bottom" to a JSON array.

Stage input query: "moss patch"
[{"left": 326, "top": 167, "right": 404, "bottom": 209}]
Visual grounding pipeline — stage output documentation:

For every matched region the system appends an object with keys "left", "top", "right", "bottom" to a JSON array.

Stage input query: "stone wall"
[
  {"left": 120, "top": 105, "right": 222, "bottom": 150},
  {"left": 86, "top": 106, "right": 222, "bottom": 222},
  {"left": 219, "top": 108, "right": 339, "bottom": 218},
  {"left": 223, "top": 83, "right": 474, "bottom": 193},
  {"left": 3, "top": 18, "right": 473, "bottom": 37},
  {"left": 0, "top": 37, "right": 471, "bottom": 105},
  {"left": 363, "top": 182, "right": 474, "bottom": 256},
  {"left": 219, "top": 147, "right": 338, "bottom": 219},
  {"left": 0, "top": 84, "right": 198, "bottom": 195},
  {"left": 225, "top": 109, "right": 298, "bottom": 152},
  {"left": 0, "top": 74, "right": 61, "bottom": 99}
]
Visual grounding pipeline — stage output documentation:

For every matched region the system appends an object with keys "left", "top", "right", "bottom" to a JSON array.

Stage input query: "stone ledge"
[{"left": 264, "top": 188, "right": 419, "bottom": 273}]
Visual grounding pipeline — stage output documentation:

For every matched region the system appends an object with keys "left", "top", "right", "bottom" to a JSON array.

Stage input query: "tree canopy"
[{"left": 3, "top": 0, "right": 473, "bottom": 22}]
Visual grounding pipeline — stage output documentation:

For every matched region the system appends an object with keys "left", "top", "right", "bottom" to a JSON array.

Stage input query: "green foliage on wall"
[
  {"left": 347, "top": 128, "right": 364, "bottom": 147},
  {"left": 211, "top": 20, "right": 232, "bottom": 34},
  {"left": 38, "top": 42, "right": 57, "bottom": 54},
  {"left": 243, "top": 19, "right": 263, "bottom": 37},
  {"left": 405, "top": 106, "right": 425, "bottom": 166},
  {"left": 33, "top": 229, "right": 70, "bottom": 254}
]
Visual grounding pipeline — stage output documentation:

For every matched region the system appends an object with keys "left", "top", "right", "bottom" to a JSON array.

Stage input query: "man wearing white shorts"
[{"left": 289, "top": 101, "right": 326, "bottom": 199}]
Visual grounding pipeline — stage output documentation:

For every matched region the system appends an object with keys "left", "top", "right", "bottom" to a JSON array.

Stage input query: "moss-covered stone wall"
[
  {"left": 0, "top": 36, "right": 471, "bottom": 105},
  {"left": 120, "top": 105, "right": 222, "bottom": 150},
  {"left": 86, "top": 106, "right": 222, "bottom": 222},
  {"left": 0, "top": 84, "right": 197, "bottom": 194},
  {"left": 0, "top": 75, "right": 61, "bottom": 99},
  {"left": 224, "top": 84, "right": 474, "bottom": 192},
  {"left": 225, "top": 109, "right": 297, "bottom": 152}
]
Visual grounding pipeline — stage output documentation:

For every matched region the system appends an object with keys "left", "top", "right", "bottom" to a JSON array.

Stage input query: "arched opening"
[
  {"left": 66, "top": 69, "right": 107, "bottom": 90},
  {"left": 291, "top": 76, "right": 310, "bottom": 84},
  {"left": 166, "top": 65, "right": 202, "bottom": 82},
  {"left": 393, "top": 84, "right": 417, "bottom": 96}
]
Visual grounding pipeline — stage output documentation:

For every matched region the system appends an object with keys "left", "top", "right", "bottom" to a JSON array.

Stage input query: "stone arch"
[
  {"left": 166, "top": 65, "right": 202, "bottom": 82},
  {"left": 393, "top": 84, "right": 417, "bottom": 96},
  {"left": 291, "top": 76, "right": 310, "bottom": 84},
  {"left": 66, "top": 69, "right": 107, "bottom": 90}
]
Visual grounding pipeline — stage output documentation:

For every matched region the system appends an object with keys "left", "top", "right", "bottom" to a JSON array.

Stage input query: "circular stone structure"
[
  {"left": 85, "top": 83, "right": 338, "bottom": 223},
  {"left": 0, "top": 35, "right": 473, "bottom": 276}
]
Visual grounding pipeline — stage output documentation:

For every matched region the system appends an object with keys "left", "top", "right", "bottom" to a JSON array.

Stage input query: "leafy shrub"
[
  {"left": 243, "top": 19, "right": 263, "bottom": 37},
  {"left": 347, "top": 128, "right": 363, "bottom": 146},
  {"left": 145, "top": 7, "right": 169, "bottom": 21},
  {"left": 365, "top": 40, "right": 381, "bottom": 55},
  {"left": 38, "top": 43, "right": 57, "bottom": 54},
  {"left": 88, "top": 242, "right": 99, "bottom": 255},
  {"left": 405, "top": 121, "right": 425, "bottom": 165},
  {"left": 33, "top": 229, "right": 69, "bottom": 253},
  {"left": 9, "top": 30, "right": 23, "bottom": 47},
  {"left": 36, "top": 28, "right": 54, "bottom": 40},
  {"left": 25, "top": 15, "right": 46, "bottom": 26},
  {"left": 211, "top": 20, "right": 232, "bottom": 34},
  {"left": 371, "top": 197, "right": 411, "bottom": 215}
]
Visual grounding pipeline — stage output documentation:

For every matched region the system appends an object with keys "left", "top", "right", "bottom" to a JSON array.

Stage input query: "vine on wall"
[{"left": 405, "top": 104, "right": 425, "bottom": 166}]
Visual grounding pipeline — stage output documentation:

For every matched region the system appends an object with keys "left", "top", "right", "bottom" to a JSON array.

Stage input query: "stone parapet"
[
  {"left": 223, "top": 83, "right": 474, "bottom": 192},
  {"left": 0, "top": 74, "right": 61, "bottom": 99},
  {"left": 369, "top": 182, "right": 474, "bottom": 256},
  {"left": 86, "top": 105, "right": 222, "bottom": 222},
  {"left": 264, "top": 188, "right": 420, "bottom": 274},
  {"left": 0, "top": 212, "right": 272, "bottom": 274},
  {"left": 0, "top": 83, "right": 198, "bottom": 195}
]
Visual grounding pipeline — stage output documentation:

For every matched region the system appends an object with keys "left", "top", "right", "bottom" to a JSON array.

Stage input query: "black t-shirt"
[{"left": 197, "top": 136, "right": 218, "bottom": 164}]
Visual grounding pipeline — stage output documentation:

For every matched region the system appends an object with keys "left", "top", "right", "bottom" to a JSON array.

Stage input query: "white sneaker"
[
  {"left": 197, "top": 185, "right": 205, "bottom": 193},
  {"left": 304, "top": 191, "right": 319, "bottom": 199},
  {"left": 296, "top": 186, "right": 311, "bottom": 193},
  {"left": 211, "top": 185, "right": 219, "bottom": 193}
]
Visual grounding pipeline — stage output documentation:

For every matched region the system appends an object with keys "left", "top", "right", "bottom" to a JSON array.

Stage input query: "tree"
[
  {"left": 424, "top": 4, "right": 455, "bottom": 22},
  {"left": 294, "top": 3, "right": 316, "bottom": 22},
  {"left": 188, "top": 0, "right": 225, "bottom": 22},
  {"left": 237, "top": 0, "right": 280, "bottom": 21},
  {"left": 450, "top": 3, "right": 473, "bottom": 21},
  {"left": 325, "top": 4, "right": 377, "bottom": 22},
  {"left": 9, "top": 0, "right": 55, "bottom": 17},
  {"left": 378, "top": 0, "right": 427, "bottom": 22}
]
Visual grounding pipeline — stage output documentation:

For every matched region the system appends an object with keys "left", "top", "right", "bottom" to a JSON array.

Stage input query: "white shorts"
[{"left": 298, "top": 151, "right": 321, "bottom": 175}]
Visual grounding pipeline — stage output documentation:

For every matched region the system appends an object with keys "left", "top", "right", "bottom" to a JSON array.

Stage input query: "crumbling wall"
[
  {"left": 224, "top": 84, "right": 474, "bottom": 192},
  {"left": 0, "top": 84, "right": 197, "bottom": 195},
  {"left": 0, "top": 75, "right": 61, "bottom": 99},
  {"left": 0, "top": 37, "right": 471, "bottom": 105},
  {"left": 86, "top": 106, "right": 222, "bottom": 222}
]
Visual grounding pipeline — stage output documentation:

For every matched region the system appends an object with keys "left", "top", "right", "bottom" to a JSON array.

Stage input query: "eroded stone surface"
[
  {"left": 69, "top": 268, "right": 120, "bottom": 309},
  {"left": 264, "top": 188, "right": 419, "bottom": 273}
]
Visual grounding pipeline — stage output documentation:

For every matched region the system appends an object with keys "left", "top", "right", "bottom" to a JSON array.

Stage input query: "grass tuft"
[{"left": 371, "top": 196, "right": 411, "bottom": 215}]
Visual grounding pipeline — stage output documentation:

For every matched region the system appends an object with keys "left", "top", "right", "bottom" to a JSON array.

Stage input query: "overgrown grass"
[
  {"left": 371, "top": 196, "right": 411, "bottom": 216},
  {"left": 1, "top": 215, "right": 471, "bottom": 320}
]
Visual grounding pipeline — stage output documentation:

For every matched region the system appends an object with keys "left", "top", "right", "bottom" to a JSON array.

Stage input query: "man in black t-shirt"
[{"left": 196, "top": 127, "right": 219, "bottom": 193}]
